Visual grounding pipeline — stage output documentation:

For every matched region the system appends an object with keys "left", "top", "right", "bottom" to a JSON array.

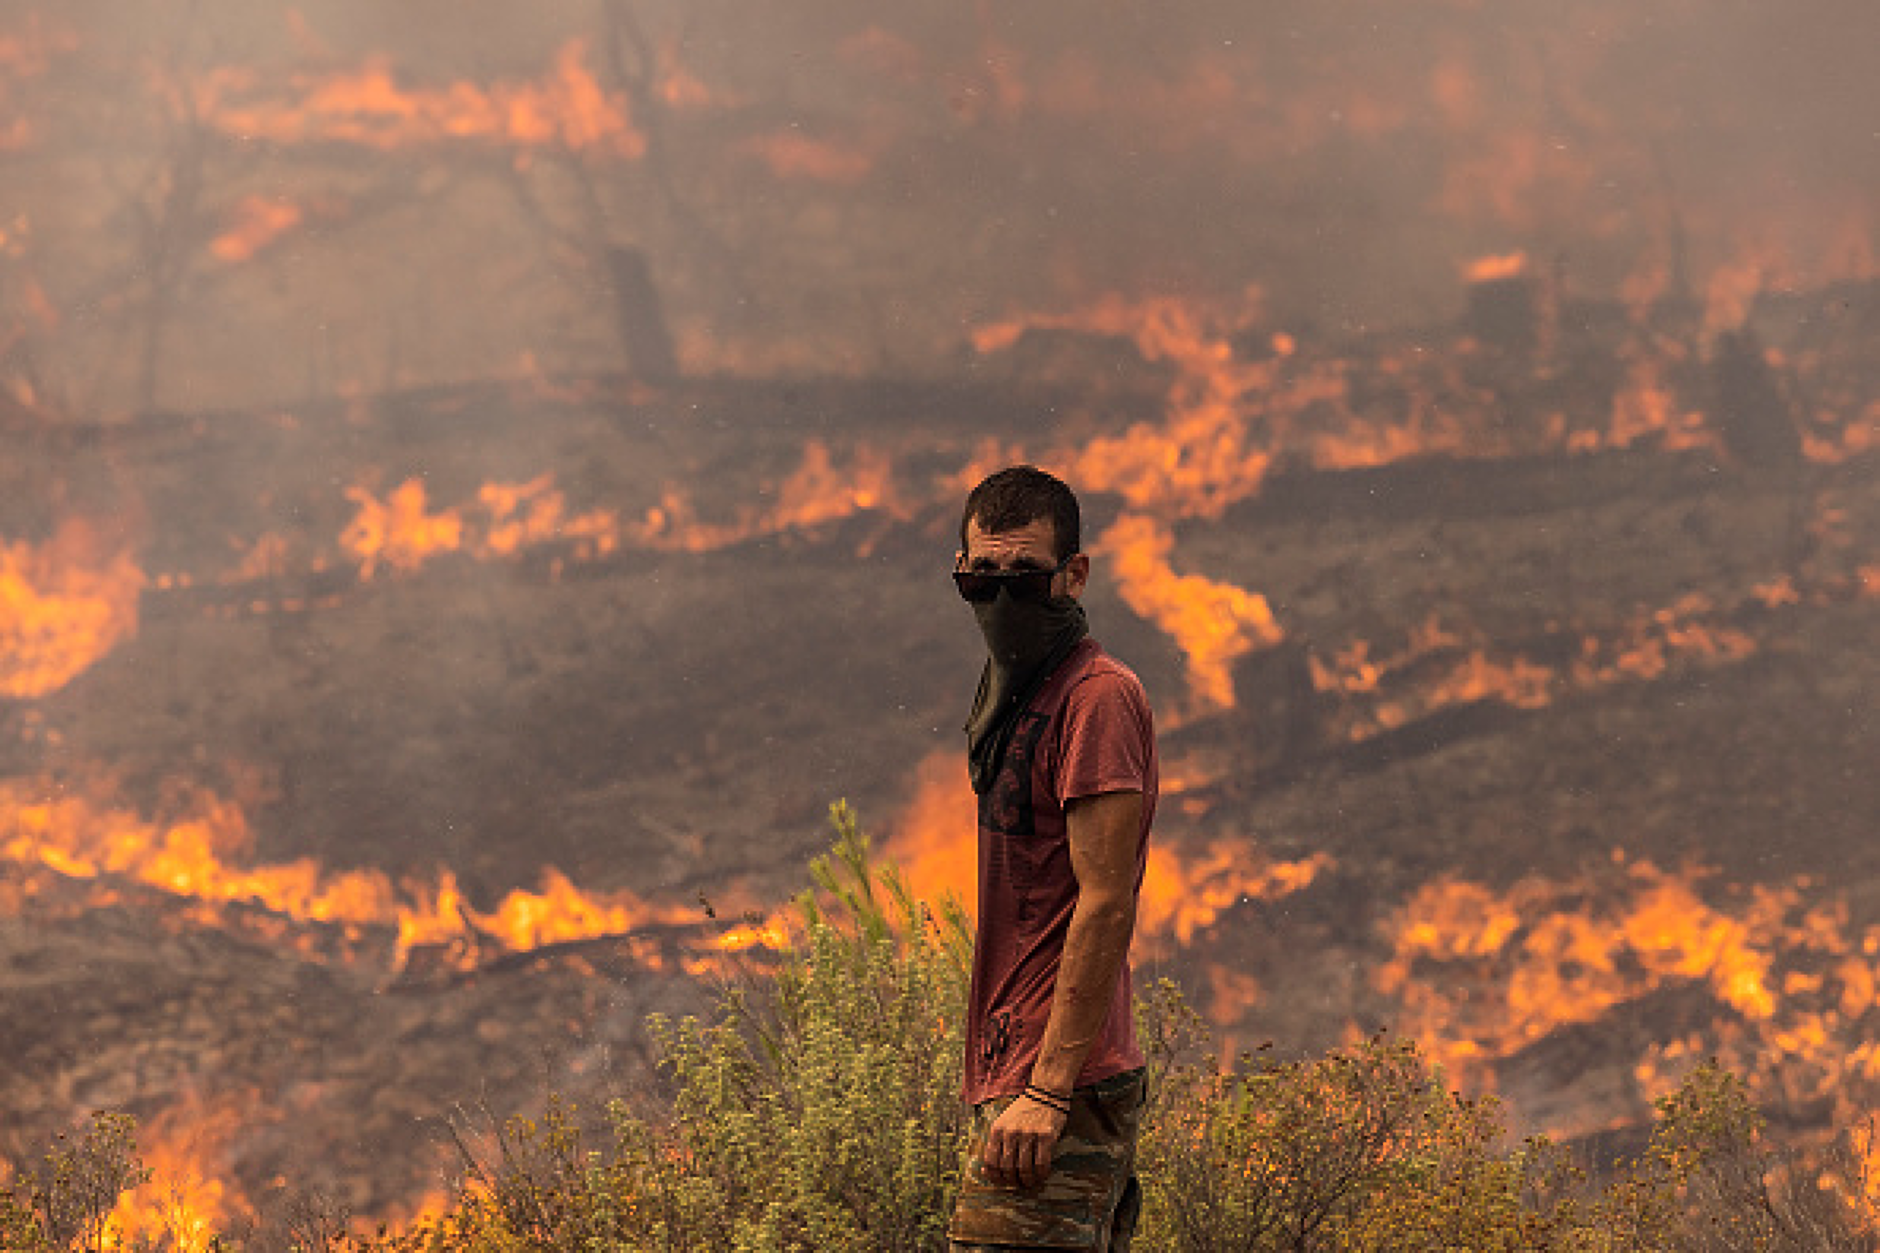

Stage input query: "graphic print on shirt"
[
  {"left": 976, "top": 708, "right": 1050, "bottom": 1070},
  {"left": 979, "top": 710, "right": 1049, "bottom": 838}
]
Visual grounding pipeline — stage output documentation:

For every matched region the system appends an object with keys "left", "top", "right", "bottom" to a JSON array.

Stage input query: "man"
[{"left": 948, "top": 465, "right": 1158, "bottom": 1252}]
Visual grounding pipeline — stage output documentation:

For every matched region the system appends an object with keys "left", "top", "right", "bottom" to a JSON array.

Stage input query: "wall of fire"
[{"left": 3, "top": 0, "right": 1880, "bottom": 1240}]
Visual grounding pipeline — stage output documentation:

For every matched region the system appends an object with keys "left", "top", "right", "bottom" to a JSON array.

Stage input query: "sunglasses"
[{"left": 952, "top": 559, "right": 1070, "bottom": 604}]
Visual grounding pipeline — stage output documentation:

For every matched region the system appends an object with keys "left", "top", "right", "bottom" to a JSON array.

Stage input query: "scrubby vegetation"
[{"left": 7, "top": 804, "right": 1879, "bottom": 1251}]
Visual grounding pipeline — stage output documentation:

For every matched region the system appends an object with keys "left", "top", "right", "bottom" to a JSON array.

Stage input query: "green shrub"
[
  {"left": 624, "top": 799, "right": 972, "bottom": 1251},
  {"left": 22, "top": 804, "right": 1880, "bottom": 1251},
  {"left": 400, "top": 800, "right": 972, "bottom": 1253},
  {"left": 1133, "top": 984, "right": 1572, "bottom": 1252},
  {"left": 0, "top": 1110, "right": 153, "bottom": 1253},
  {"left": 1564, "top": 1062, "right": 1875, "bottom": 1252}
]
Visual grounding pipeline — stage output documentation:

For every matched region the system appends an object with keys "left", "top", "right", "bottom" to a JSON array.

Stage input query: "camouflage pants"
[{"left": 948, "top": 1068, "right": 1145, "bottom": 1252}]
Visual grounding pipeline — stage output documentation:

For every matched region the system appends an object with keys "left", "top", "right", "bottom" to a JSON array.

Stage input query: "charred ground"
[{"left": 3, "top": 280, "right": 1878, "bottom": 1218}]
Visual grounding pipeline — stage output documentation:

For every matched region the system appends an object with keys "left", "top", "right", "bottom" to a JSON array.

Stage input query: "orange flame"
[
  {"left": 0, "top": 19, "right": 76, "bottom": 77},
  {"left": 341, "top": 480, "right": 463, "bottom": 579},
  {"left": 1844, "top": 1120, "right": 1880, "bottom": 1229},
  {"left": 1066, "top": 294, "right": 1277, "bottom": 517},
  {"left": 477, "top": 475, "right": 620, "bottom": 558},
  {"left": 1375, "top": 859, "right": 1880, "bottom": 1119},
  {"left": 474, "top": 867, "right": 692, "bottom": 953},
  {"left": 208, "top": 195, "right": 304, "bottom": 263},
  {"left": 885, "top": 749, "right": 976, "bottom": 914},
  {"left": 714, "top": 916, "right": 793, "bottom": 953},
  {"left": 1703, "top": 247, "right": 1780, "bottom": 337},
  {"left": 230, "top": 531, "right": 294, "bottom": 582},
  {"left": 740, "top": 130, "right": 874, "bottom": 183},
  {"left": 341, "top": 475, "right": 619, "bottom": 578},
  {"left": 0, "top": 779, "right": 763, "bottom": 974},
  {"left": 0, "top": 522, "right": 146, "bottom": 698},
  {"left": 1206, "top": 961, "right": 1265, "bottom": 1024},
  {"left": 1139, "top": 841, "right": 1332, "bottom": 948},
  {"left": 634, "top": 439, "right": 898, "bottom": 552},
  {"left": 392, "top": 867, "right": 474, "bottom": 957},
  {"left": 1465, "top": 251, "right": 1529, "bottom": 283},
  {"left": 196, "top": 40, "right": 645, "bottom": 158},
  {"left": 1311, "top": 591, "right": 1764, "bottom": 743},
  {"left": 972, "top": 292, "right": 1281, "bottom": 516},
  {"left": 1098, "top": 513, "right": 1283, "bottom": 712},
  {"left": 0, "top": 17, "right": 77, "bottom": 151},
  {"left": 1, "top": 783, "right": 398, "bottom": 927},
  {"left": 967, "top": 287, "right": 1873, "bottom": 518},
  {"left": 886, "top": 748, "right": 1326, "bottom": 948},
  {"left": 1601, "top": 353, "right": 1715, "bottom": 454},
  {"left": 1574, "top": 593, "right": 1757, "bottom": 685},
  {"left": 107, "top": 1096, "right": 246, "bottom": 1252}
]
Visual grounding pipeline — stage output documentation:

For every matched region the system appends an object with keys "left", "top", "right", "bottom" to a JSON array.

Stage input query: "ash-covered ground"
[{"left": 3, "top": 291, "right": 1879, "bottom": 1218}]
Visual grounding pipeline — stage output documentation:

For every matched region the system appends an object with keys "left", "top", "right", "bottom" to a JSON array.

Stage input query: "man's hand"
[{"left": 981, "top": 1093, "right": 1069, "bottom": 1189}]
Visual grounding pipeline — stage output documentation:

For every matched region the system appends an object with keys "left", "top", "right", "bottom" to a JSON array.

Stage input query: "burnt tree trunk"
[
  {"left": 606, "top": 246, "right": 678, "bottom": 382},
  {"left": 1709, "top": 329, "right": 1801, "bottom": 470}
]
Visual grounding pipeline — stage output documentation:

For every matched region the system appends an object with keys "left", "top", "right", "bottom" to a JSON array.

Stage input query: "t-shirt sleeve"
[{"left": 1055, "top": 668, "right": 1154, "bottom": 802}]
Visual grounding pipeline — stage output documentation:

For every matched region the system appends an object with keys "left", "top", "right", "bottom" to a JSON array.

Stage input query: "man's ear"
[{"left": 1063, "top": 552, "right": 1091, "bottom": 598}]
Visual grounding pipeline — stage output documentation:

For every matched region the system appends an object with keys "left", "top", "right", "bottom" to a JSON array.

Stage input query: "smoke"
[{"left": 4, "top": 0, "right": 1878, "bottom": 406}]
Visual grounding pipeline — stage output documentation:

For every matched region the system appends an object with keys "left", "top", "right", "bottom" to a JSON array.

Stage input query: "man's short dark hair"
[{"left": 961, "top": 465, "right": 1081, "bottom": 561}]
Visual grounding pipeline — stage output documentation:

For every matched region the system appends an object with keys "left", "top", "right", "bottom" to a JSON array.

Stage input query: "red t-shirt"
[{"left": 962, "top": 638, "right": 1158, "bottom": 1105}]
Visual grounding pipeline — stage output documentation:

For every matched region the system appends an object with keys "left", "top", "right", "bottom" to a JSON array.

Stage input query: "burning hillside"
[
  {"left": 3, "top": 275, "right": 1876, "bottom": 1227},
  {"left": 1, "top": 0, "right": 1878, "bottom": 1240}
]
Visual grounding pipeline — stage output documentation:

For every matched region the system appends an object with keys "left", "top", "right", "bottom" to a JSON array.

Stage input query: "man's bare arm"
[
  {"left": 1030, "top": 788, "right": 1143, "bottom": 1094},
  {"left": 979, "top": 788, "right": 1142, "bottom": 1188}
]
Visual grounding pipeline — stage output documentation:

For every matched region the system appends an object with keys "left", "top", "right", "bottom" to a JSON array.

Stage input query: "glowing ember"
[
  {"left": 1845, "top": 1121, "right": 1880, "bottom": 1228},
  {"left": 0, "top": 522, "right": 146, "bottom": 698},
  {"left": 1753, "top": 577, "right": 1802, "bottom": 609}
]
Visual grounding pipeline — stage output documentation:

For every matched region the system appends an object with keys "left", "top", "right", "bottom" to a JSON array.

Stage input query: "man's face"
[{"left": 959, "top": 516, "right": 1090, "bottom": 601}]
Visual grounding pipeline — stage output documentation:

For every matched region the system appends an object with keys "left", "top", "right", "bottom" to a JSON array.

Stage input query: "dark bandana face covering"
[{"left": 964, "top": 591, "right": 1088, "bottom": 795}]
